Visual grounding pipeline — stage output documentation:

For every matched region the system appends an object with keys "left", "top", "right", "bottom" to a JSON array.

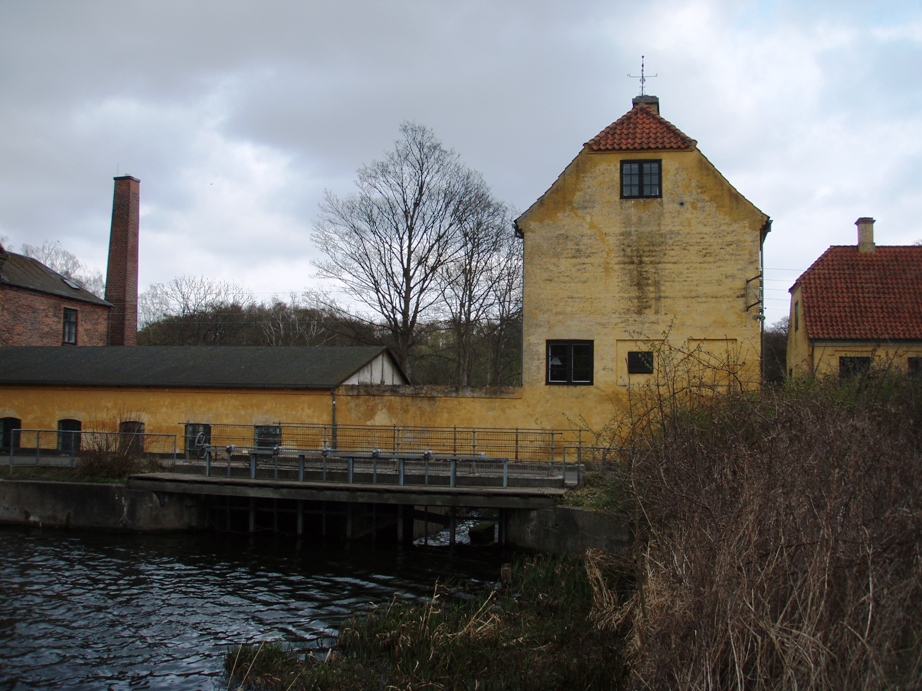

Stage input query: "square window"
[
  {"left": 839, "top": 356, "right": 871, "bottom": 379},
  {"left": 627, "top": 351, "right": 654, "bottom": 374},
  {"left": 62, "top": 308, "right": 78, "bottom": 345},
  {"left": 621, "top": 160, "right": 661, "bottom": 198},
  {"left": 546, "top": 341, "right": 593, "bottom": 385}
]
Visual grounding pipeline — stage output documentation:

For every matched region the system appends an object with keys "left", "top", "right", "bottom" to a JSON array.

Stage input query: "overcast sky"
[{"left": 1, "top": 0, "right": 921, "bottom": 326}]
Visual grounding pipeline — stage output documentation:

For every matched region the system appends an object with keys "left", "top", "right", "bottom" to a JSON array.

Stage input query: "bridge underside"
[{"left": 128, "top": 473, "right": 564, "bottom": 544}]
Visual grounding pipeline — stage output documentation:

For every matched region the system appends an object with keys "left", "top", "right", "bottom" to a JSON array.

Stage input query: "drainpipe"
[{"left": 330, "top": 388, "right": 338, "bottom": 450}]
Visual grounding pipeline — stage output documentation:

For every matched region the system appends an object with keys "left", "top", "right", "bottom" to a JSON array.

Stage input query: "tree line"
[{"left": 136, "top": 279, "right": 521, "bottom": 386}]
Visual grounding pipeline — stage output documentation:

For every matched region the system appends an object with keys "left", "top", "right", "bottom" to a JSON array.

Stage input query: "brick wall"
[{"left": 0, "top": 286, "right": 109, "bottom": 346}]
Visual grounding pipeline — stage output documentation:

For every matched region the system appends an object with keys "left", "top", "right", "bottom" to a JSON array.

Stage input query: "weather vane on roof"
[{"left": 628, "top": 56, "right": 657, "bottom": 96}]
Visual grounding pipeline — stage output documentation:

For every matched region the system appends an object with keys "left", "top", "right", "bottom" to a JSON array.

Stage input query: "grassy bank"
[{"left": 225, "top": 553, "right": 630, "bottom": 690}]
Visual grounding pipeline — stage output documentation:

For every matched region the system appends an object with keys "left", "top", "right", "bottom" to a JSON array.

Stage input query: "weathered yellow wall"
[
  {"left": 0, "top": 386, "right": 334, "bottom": 440},
  {"left": 787, "top": 285, "right": 812, "bottom": 376},
  {"left": 516, "top": 145, "right": 767, "bottom": 429}
]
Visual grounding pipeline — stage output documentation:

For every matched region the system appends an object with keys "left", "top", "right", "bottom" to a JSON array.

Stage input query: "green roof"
[{"left": 0, "top": 346, "right": 400, "bottom": 389}]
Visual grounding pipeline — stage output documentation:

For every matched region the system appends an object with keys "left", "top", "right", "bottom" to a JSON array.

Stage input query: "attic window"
[
  {"left": 621, "top": 160, "right": 661, "bottom": 198},
  {"left": 62, "top": 277, "right": 81, "bottom": 290}
]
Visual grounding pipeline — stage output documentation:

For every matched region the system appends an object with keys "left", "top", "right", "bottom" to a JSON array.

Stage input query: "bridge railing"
[
  {"left": 187, "top": 445, "right": 577, "bottom": 489},
  {"left": 185, "top": 422, "right": 581, "bottom": 463}
]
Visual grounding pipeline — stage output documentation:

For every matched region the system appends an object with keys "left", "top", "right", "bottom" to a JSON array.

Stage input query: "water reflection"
[{"left": 0, "top": 528, "right": 506, "bottom": 690}]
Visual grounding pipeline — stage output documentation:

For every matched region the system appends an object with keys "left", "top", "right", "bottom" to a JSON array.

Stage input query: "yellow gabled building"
[
  {"left": 0, "top": 95, "right": 771, "bottom": 447},
  {"left": 514, "top": 95, "right": 770, "bottom": 426}
]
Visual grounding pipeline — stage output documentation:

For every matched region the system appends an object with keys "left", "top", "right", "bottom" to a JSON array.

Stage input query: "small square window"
[
  {"left": 547, "top": 341, "right": 593, "bottom": 385},
  {"left": 839, "top": 356, "right": 871, "bottom": 379},
  {"left": 627, "top": 351, "right": 654, "bottom": 374},
  {"left": 62, "top": 308, "right": 78, "bottom": 345},
  {"left": 621, "top": 160, "right": 661, "bottom": 198}
]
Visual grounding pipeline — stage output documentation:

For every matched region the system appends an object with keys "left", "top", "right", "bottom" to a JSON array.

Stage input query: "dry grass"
[{"left": 609, "top": 375, "right": 922, "bottom": 690}]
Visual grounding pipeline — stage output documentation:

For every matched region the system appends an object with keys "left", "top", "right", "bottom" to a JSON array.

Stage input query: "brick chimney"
[
  {"left": 856, "top": 216, "right": 875, "bottom": 254},
  {"left": 105, "top": 175, "right": 140, "bottom": 346},
  {"left": 632, "top": 94, "right": 660, "bottom": 114}
]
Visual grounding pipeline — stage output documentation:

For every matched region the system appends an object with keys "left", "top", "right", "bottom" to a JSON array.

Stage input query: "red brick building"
[
  {"left": 0, "top": 175, "right": 140, "bottom": 347},
  {"left": 0, "top": 246, "right": 111, "bottom": 346}
]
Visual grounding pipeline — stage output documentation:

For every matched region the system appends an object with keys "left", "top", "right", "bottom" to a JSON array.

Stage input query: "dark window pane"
[
  {"left": 63, "top": 308, "right": 78, "bottom": 345},
  {"left": 57, "top": 419, "right": 82, "bottom": 454},
  {"left": 547, "top": 341, "right": 593, "bottom": 385},
  {"left": 571, "top": 343, "right": 594, "bottom": 383},
  {"left": 254, "top": 425, "right": 282, "bottom": 450},
  {"left": 839, "top": 356, "right": 871, "bottom": 379},
  {"left": 622, "top": 160, "right": 661, "bottom": 198},
  {"left": 622, "top": 162, "right": 640, "bottom": 197},
  {"left": 627, "top": 351, "right": 654, "bottom": 374},
  {"left": 0, "top": 417, "right": 22, "bottom": 450},
  {"left": 547, "top": 344, "right": 570, "bottom": 383},
  {"left": 909, "top": 358, "right": 922, "bottom": 377}
]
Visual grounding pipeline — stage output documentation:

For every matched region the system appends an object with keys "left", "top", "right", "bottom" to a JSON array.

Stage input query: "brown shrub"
[{"left": 615, "top": 376, "right": 922, "bottom": 690}]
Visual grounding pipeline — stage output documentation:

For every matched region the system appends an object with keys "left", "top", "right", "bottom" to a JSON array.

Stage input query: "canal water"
[{"left": 0, "top": 527, "right": 508, "bottom": 690}]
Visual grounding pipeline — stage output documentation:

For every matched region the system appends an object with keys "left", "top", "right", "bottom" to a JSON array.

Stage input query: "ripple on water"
[{"left": 0, "top": 528, "right": 506, "bottom": 689}]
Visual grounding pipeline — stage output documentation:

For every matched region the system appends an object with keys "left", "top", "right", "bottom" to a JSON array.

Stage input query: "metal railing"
[
  {"left": 562, "top": 445, "right": 630, "bottom": 484},
  {"left": 185, "top": 422, "right": 580, "bottom": 463},
  {"left": 186, "top": 444, "right": 577, "bottom": 489},
  {"left": 7, "top": 429, "right": 178, "bottom": 474}
]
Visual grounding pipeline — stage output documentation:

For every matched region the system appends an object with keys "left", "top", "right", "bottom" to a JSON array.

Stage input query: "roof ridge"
[{"left": 586, "top": 104, "right": 696, "bottom": 152}]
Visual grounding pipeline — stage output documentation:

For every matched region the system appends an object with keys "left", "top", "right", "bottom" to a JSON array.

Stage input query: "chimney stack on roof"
[
  {"left": 105, "top": 175, "right": 140, "bottom": 346},
  {"left": 632, "top": 95, "right": 660, "bottom": 114},
  {"left": 856, "top": 216, "right": 876, "bottom": 254}
]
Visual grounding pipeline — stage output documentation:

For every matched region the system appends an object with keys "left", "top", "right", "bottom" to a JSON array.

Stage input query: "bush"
[
  {"left": 614, "top": 376, "right": 922, "bottom": 689},
  {"left": 75, "top": 429, "right": 161, "bottom": 480}
]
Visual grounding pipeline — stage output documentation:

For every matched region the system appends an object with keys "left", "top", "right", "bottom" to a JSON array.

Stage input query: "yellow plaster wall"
[
  {"left": 804, "top": 342, "right": 922, "bottom": 378},
  {"left": 787, "top": 285, "right": 813, "bottom": 376},
  {"left": 515, "top": 145, "right": 767, "bottom": 428},
  {"left": 0, "top": 386, "right": 335, "bottom": 440}
]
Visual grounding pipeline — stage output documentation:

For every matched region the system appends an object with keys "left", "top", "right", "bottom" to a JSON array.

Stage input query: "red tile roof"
[
  {"left": 587, "top": 103, "right": 696, "bottom": 152},
  {"left": 793, "top": 246, "right": 922, "bottom": 340}
]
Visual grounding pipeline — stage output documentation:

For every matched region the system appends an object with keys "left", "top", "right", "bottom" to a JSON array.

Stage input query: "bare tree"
[
  {"left": 20, "top": 239, "right": 106, "bottom": 297},
  {"left": 312, "top": 121, "right": 506, "bottom": 380},
  {"left": 436, "top": 200, "right": 520, "bottom": 386}
]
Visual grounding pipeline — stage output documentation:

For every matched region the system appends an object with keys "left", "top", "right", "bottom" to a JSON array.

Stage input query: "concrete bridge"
[{"left": 128, "top": 448, "right": 576, "bottom": 545}]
